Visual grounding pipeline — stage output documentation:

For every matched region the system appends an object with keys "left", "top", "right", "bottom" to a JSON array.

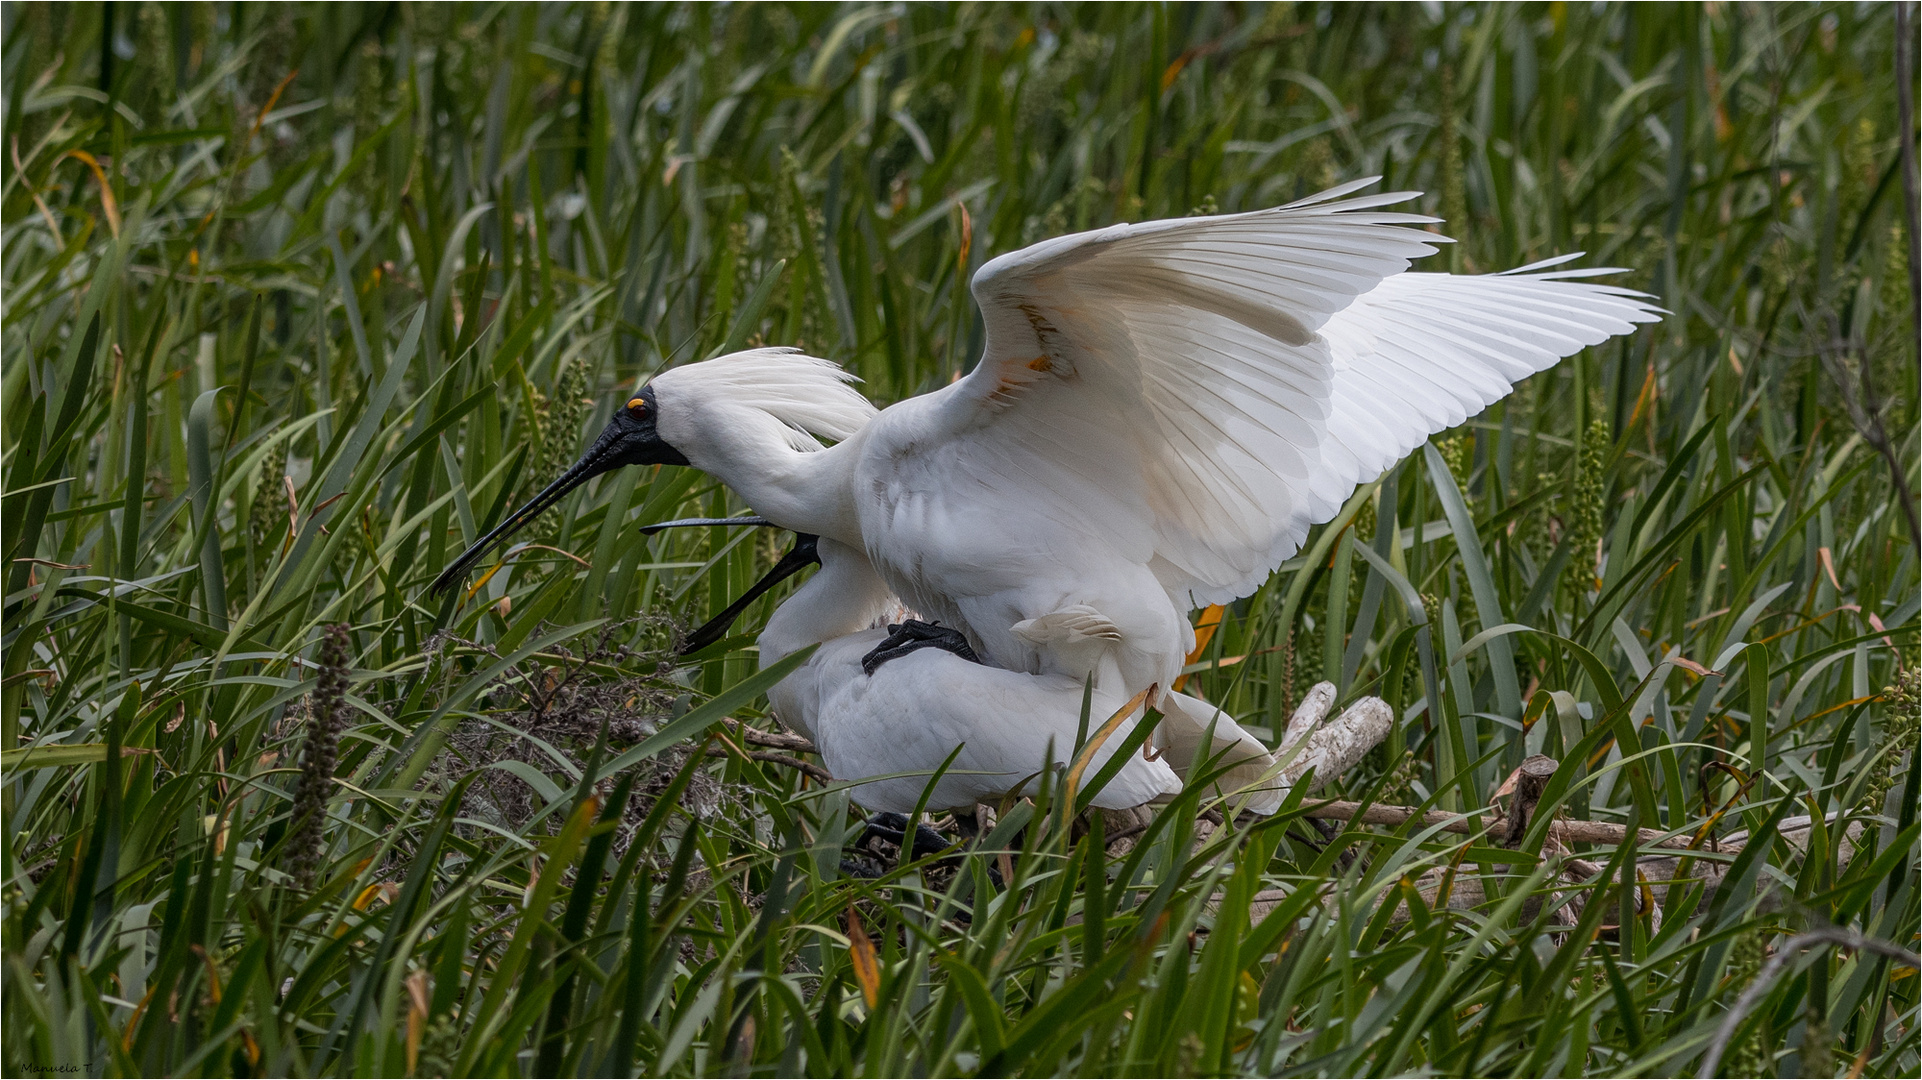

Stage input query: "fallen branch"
[
  {"left": 1299, "top": 799, "right": 1725, "bottom": 853},
  {"left": 721, "top": 717, "right": 818, "bottom": 754},
  {"left": 705, "top": 745, "right": 833, "bottom": 784}
]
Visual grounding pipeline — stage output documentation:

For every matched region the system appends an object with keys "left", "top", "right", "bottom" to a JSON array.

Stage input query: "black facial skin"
[{"left": 429, "top": 385, "right": 689, "bottom": 596}]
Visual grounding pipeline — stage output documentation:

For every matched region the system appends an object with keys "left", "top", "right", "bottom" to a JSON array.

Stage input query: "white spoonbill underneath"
[{"left": 672, "top": 527, "right": 1391, "bottom": 817}]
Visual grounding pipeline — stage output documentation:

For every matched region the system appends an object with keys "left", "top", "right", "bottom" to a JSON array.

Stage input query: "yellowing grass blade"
[
  {"left": 847, "top": 906, "right": 881, "bottom": 1010},
  {"left": 1063, "top": 682, "right": 1157, "bottom": 806}
]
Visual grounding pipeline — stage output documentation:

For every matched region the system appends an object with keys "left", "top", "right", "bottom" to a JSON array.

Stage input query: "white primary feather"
[
  {"left": 924, "top": 195, "right": 1664, "bottom": 613},
  {"left": 1304, "top": 263, "right": 1663, "bottom": 553}
]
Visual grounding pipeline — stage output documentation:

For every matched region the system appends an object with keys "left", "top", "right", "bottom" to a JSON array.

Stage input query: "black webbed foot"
[
  {"left": 860, "top": 620, "right": 981, "bottom": 675},
  {"left": 858, "top": 811, "right": 956, "bottom": 859}
]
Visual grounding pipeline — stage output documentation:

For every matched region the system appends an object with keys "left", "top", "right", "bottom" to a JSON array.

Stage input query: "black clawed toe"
[
  {"left": 839, "top": 855, "right": 887, "bottom": 879},
  {"left": 859, "top": 620, "right": 982, "bottom": 675},
  {"left": 858, "top": 811, "right": 955, "bottom": 859},
  {"left": 843, "top": 813, "right": 1004, "bottom": 896}
]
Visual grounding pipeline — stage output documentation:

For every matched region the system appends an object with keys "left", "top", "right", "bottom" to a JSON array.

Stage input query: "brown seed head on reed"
[{"left": 286, "top": 623, "right": 351, "bottom": 891}]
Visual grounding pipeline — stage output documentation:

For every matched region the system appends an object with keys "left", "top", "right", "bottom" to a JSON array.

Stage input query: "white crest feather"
[{"left": 655, "top": 348, "right": 876, "bottom": 451}]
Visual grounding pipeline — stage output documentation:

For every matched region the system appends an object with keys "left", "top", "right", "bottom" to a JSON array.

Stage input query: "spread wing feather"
[
  {"left": 945, "top": 184, "right": 1443, "bottom": 604},
  {"left": 1309, "top": 263, "right": 1666, "bottom": 526},
  {"left": 936, "top": 185, "right": 1664, "bottom": 611}
]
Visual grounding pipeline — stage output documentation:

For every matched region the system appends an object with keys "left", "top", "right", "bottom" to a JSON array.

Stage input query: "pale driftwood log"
[
  {"left": 1280, "top": 683, "right": 1336, "bottom": 754},
  {"left": 1102, "top": 686, "right": 1395, "bottom": 856},
  {"left": 1281, "top": 695, "right": 1394, "bottom": 790},
  {"left": 1296, "top": 800, "right": 1725, "bottom": 853}
]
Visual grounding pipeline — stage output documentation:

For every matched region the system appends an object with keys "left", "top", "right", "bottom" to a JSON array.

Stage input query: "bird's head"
[
  {"left": 584, "top": 384, "right": 692, "bottom": 472},
  {"left": 428, "top": 348, "right": 872, "bottom": 597}
]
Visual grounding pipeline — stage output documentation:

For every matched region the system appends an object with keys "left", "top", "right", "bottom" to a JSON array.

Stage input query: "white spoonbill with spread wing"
[{"left": 433, "top": 180, "right": 1662, "bottom": 707}]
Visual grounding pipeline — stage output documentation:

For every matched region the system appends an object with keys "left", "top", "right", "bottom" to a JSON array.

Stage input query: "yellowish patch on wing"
[{"left": 985, "top": 354, "right": 1055, "bottom": 408}]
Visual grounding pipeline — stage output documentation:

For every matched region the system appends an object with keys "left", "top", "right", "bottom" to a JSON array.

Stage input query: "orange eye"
[{"left": 626, "top": 397, "right": 648, "bottom": 417}]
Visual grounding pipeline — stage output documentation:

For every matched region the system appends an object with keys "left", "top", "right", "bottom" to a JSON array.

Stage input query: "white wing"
[
  {"left": 937, "top": 180, "right": 1443, "bottom": 609},
  {"left": 1310, "top": 261, "right": 1666, "bottom": 520}
]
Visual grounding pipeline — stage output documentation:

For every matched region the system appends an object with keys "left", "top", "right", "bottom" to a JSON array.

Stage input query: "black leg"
[
  {"left": 951, "top": 809, "right": 981, "bottom": 838},
  {"left": 860, "top": 620, "right": 982, "bottom": 675}
]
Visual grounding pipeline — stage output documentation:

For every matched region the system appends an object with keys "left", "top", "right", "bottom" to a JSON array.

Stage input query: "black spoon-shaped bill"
[
  {"left": 428, "top": 389, "right": 687, "bottom": 597},
  {"left": 639, "top": 516, "right": 773, "bottom": 535},
  {"left": 678, "top": 534, "right": 821, "bottom": 655}
]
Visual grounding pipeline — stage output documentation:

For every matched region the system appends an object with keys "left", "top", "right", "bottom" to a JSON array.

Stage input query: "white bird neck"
[
  {"left": 758, "top": 538, "right": 896, "bottom": 665},
  {"left": 676, "top": 408, "right": 864, "bottom": 543}
]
